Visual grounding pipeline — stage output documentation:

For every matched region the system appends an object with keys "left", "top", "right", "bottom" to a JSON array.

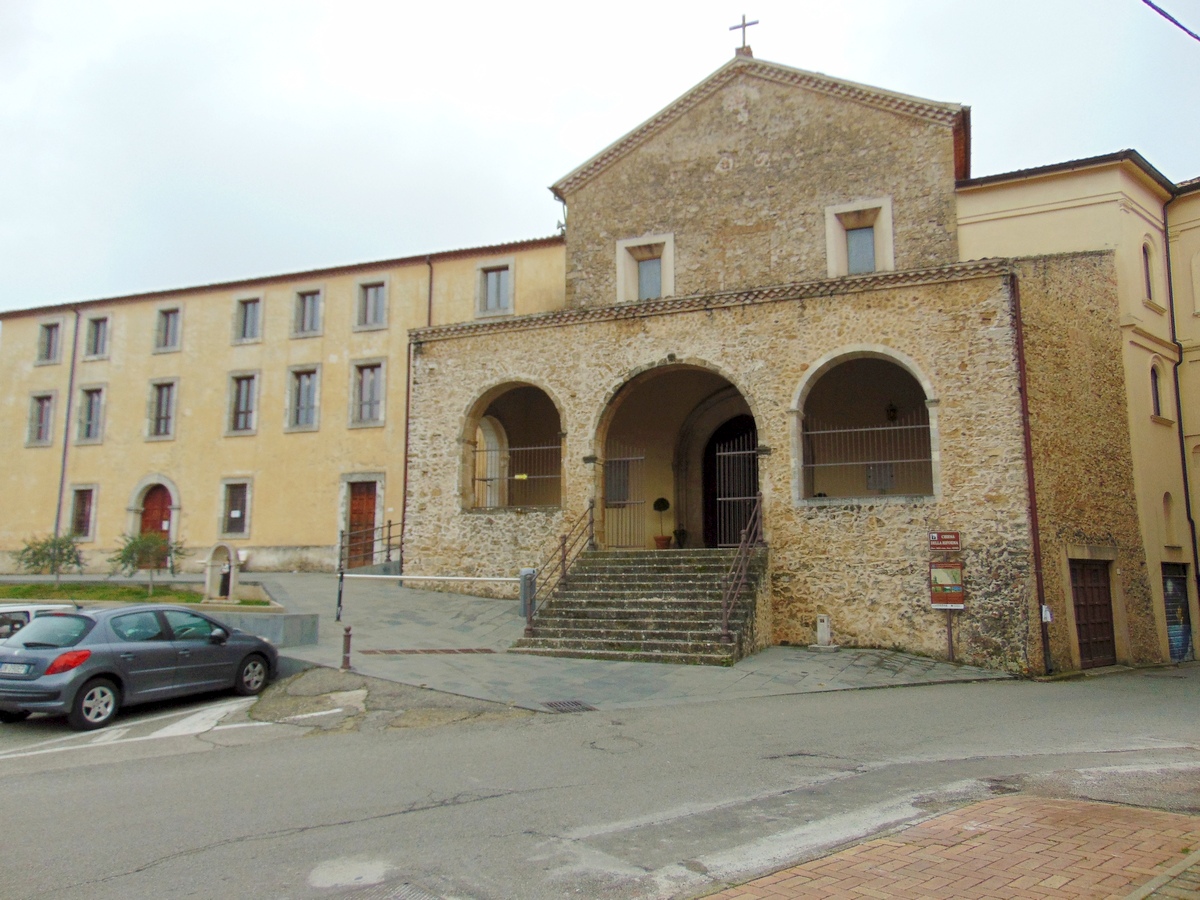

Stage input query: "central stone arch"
[{"left": 593, "top": 360, "right": 758, "bottom": 549}]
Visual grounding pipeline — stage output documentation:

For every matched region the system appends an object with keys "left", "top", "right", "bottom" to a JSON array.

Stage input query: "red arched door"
[{"left": 140, "top": 485, "right": 172, "bottom": 541}]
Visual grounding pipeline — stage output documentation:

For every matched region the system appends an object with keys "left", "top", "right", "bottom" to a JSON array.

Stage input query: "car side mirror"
[{"left": 210, "top": 627, "right": 229, "bottom": 644}]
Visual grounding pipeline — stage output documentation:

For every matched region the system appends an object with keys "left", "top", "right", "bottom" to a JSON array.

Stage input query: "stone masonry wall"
[
  {"left": 563, "top": 70, "right": 961, "bottom": 308},
  {"left": 1016, "top": 252, "right": 1158, "bottom": 668},
  {"left": 405, "top": 264, "right": 1038, "bottom": 670}
]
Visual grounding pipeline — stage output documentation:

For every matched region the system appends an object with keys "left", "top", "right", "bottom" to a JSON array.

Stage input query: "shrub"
[
  {"left": 107, "top": 533, "right": 190, "bottom": 596},
  {"left": 16, "top": 535, "right": 85, "bottom": 587}
]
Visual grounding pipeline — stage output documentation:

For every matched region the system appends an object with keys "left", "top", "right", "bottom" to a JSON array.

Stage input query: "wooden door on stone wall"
[
  {"left": 347, "top": 482, "right": 377, "bottom": 569},
  {"left": 1070, "top": 559, "right": 1117, "bottom": 669}
]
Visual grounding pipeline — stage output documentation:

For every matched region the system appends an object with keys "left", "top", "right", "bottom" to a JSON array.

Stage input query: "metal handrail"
[
  {"left": 525, "top": 499, "right": 595, "bottom": 637},
  {"left": 720, "top": 492, "right": 764, "bottom": 643},
  {"left": 337, "top": 519, "right": 401, "bottom": 572}
]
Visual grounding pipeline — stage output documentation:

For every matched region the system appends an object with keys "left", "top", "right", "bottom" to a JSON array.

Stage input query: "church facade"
[{"left": 3, "top": 53, "right": 1198, "bottom": 674}]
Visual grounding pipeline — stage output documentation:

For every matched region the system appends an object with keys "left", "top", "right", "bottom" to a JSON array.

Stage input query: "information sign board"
[{"left": 930, "top": 561, "right": 965, "bottom": 610}]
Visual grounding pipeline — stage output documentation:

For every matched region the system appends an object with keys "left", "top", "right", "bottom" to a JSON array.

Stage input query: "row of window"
[
  {"left": 67, "top": 482, "right": 251, "bottom": 542},
  {"left": 33, "top": 263, "right": 523, "bottom": 365},
  {"left": 26, "top": 363, "right": 386, "bottom": 446}
]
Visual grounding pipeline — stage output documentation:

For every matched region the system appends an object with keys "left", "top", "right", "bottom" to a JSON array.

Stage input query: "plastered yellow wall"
[{"left": 0, "top": 240, "right": 565, "bottom": 572}]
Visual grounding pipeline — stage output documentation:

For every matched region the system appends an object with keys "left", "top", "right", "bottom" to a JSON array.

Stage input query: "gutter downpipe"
[
  {"left": 399, "top": 257, "right": 433, "bottom": 574},
  {"left": 53, "top": 309, "right": 82, "bottom": 542},
  {"left": 1164, "top": 194, "right": 1200, "bottom": 655},
  {"left": 1009, "top": 273, "right": 1053, "bottom": 674}
]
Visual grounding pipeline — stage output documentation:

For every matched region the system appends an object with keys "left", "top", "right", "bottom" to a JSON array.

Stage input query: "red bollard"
[{"left": 341, "top": 625, "right": 352, "bottom": 671}]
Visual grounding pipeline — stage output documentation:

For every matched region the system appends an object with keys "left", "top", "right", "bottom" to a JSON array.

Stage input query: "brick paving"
[{"left": 704, "top": 797, "right": 1200, "bottom": 900}]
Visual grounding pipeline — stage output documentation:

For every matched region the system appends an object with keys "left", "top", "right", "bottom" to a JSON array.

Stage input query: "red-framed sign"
[{"left": 929, "top": 531, "right": 961, "bottom": 552}]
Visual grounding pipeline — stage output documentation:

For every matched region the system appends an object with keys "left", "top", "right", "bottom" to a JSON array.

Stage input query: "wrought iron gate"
[
  {"left": 715, "top": 429, "right": 758, "bottom": 547},
  {"left": 605, "top": 442, "right": 645, "bottom": 548}
]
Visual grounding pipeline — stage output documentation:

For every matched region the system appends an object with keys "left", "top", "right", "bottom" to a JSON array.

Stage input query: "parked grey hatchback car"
[{"left": 0, "top": 605, "right": 278, "bottom": 730}]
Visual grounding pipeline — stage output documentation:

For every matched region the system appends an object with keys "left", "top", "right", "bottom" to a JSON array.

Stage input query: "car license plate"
[{"left": 0, "top": 663, "right": 30, "bottom": 675}]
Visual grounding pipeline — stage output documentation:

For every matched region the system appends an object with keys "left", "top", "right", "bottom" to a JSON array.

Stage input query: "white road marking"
[
  {"left": 148, "top": 700, "right": 252, "bottom": 738},
  {"left": 282, "top": 708, "right": 345, "bottom": 722},
  {"left": 0, "top": 698, "right": 258, "bottom": 761},
  {"left": 89, "top": 727, "right": 131, "bottom": 744}
]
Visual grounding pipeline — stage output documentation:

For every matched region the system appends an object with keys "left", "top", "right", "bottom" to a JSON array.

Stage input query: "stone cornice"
[
  {"left": 410, "top": 260, "right": 1014, "bottom": 344},
  {"left": 551, "top": 57, "right": 963, "bottom": 199}
]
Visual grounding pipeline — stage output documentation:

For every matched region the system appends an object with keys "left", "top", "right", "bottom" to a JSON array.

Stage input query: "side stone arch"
[
  {"left": 789, "top": 345, "right": 941, "bottom": 504},
  {"left": 459, "top": 380, "right": 566, "bottom": 510}
]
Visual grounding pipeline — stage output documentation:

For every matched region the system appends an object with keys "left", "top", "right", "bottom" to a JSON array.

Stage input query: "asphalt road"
[{"left": 1, "top": 665, "right": 1198, "bottom": 899}]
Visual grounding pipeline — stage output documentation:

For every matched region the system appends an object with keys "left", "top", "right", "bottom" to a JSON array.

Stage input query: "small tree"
[
  {"left": 16, "top": 535, "right": 85, "bottom": 587},
  {"left": 107, "top": 533, "right": 190, "bottom": 596},
  {"left": 653, "top": 497, "right": 671, "bottom": 537}
]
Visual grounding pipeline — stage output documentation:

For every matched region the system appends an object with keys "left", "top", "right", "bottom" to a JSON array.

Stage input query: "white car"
[{"left": 0, "top": 604, "right": 78, "bottom": 639}]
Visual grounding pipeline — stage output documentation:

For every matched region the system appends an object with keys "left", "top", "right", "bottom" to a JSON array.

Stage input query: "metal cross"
[{"left": 729, "top": 14, "right": 759, "bottom": 48}]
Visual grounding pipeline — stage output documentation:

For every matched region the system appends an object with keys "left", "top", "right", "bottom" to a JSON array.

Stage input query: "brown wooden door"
[
  {"left": 140, "top": 485, "right": 172, "bottom": 540},
  {"left": 347, "top": 482, "right": 376, "bottom": 568},
  {"left": 139, "top": 484, "right": 173, "bottom": 569},
  {"left": 1070, "top": 560, "right": 1117, "bottom": 668}
]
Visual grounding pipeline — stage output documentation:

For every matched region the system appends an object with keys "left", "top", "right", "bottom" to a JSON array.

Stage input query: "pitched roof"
[
  {"left": 550, "top": 55, "right": 967, "bottom": 199},
  {"left": 0, "top": 234, "right": 564, "bottom": 320},
  {"left": 957, "top": 149, "right": 1177, "bottom": 197}
]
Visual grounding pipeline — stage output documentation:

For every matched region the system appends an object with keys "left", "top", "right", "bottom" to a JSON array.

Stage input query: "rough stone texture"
[
  {"left": 1016, "top": 251, "right": 1157, "bottom": 667},
  {"left": 561, "top": 67, "right": 961, "bottom": 308},
  {"left": 404, "top": 265, "right": 1038, "bottom": 671}
]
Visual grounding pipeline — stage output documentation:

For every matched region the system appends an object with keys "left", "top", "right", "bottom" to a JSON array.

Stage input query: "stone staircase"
[{"left": 510, "top": 548, "right": 765, "bottom": 666}]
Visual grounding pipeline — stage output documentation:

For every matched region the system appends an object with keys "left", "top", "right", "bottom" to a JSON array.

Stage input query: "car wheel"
[
  {"left": 0, "top": 710, "right": 31, "bottom": 724},
  {"left": 68, "top": 678, "right": 120, "bottom": 731},
  {"left": 234, "top": 654, "right": 268, "bottom": 696}
]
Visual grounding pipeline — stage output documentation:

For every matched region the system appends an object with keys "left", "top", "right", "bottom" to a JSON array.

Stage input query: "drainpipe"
[
  {"left": 53, "top": 309, "right": 82, "bottom": 542},
  {"left": 425, "top": 255, "right": 434, "bottom": 327},
  {"left": 1009, "top": 273, "right": 1053, "bottom": 674},
  {"left": 1163, "top": 193, "right": 1200, "bottom": 651},
  {"left": 398, "top": 339, "right": 416, "bottom": 575}
]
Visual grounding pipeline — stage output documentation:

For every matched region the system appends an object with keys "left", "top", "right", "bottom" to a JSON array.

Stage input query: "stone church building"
[{"left": 4, "top": 52, "right": 1199, "bottom": 675}]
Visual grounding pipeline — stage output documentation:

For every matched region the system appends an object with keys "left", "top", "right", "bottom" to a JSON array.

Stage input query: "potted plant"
[{"left": 652, "top": 497, "right": 672, "bottom": 550}]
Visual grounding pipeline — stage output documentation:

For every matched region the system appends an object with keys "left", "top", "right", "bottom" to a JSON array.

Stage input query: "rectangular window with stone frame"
[
  {"left": 37, "top": 322, "right": 60, "bottom": 363},
  {"left": 223, "top": 482, "right": 249, "bottom": 535},
  {"left": 156, "top": 308, "right": 181, "bottom": 351},
  {"left": 78, "top": 387, "right": 104, "bottom": 442},
  {"left": 28, "top": 394, "right": 54, "bottom": 445},
  {"left": 352, "top": 363, "right": 383, "bottom": 424},
  {"left": 85, "top": 317, "right": 109, "bottom": 358}
]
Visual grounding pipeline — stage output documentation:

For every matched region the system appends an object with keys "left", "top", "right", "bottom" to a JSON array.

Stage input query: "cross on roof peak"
[{"left": 729, "top": 14, "right": 758, "bottom": 54}]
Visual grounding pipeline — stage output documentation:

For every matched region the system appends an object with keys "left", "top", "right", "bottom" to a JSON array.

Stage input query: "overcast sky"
[{"left": 1, "top": 0, "right": 1197, "bottom": 316}]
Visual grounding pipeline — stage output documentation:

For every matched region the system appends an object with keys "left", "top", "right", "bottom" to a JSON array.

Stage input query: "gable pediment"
[{"left": 551, "top": 56, "right": 966, "bottom": 200}]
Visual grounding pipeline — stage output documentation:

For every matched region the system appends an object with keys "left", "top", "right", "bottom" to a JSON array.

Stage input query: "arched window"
[
  {"left": 467, "top": 385, "right": 562, "bottom": 509},
  {"left": 800, "top": 358, "right": 932, "bottom": 499},
  {"left": 1151, "top": 365, "right": 1162, "bottom": 418},
  {"left": 1143, "top": 243, "right": 1155, "bottom": 302}
]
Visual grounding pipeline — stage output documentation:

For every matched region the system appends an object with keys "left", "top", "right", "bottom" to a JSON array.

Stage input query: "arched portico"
[{"left": 594, "top": 362, "right": 758, "bottom": 549}]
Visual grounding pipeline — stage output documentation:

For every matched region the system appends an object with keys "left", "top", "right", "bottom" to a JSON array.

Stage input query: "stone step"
[
  {"left": 543, "top": 598, "right": 730, "bottom": 612},
  {"left": 508, "top": 646, "right": 735, "bottom": 666},
  {"left": 535, "top": 608, "right": 735, "bottom": 624},
  {"left": 526, "top": 625, "right": 729, "bottom": 641}
]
